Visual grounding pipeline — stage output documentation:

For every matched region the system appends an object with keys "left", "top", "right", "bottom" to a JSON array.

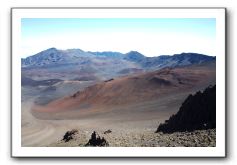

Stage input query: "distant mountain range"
[
  {"left": 124, "top": 51, "right": 216, "bottom": 69},
  {"left": 21, "top": 48, "right": 216, "bottom": 81},
  {"left": 22, "top": 48, "right": 215, "bottom": 68}
]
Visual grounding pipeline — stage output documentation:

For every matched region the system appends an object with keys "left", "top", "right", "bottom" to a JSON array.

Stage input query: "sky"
[{"left": 21, "top": 18, "right": 216, "bottom": 58}]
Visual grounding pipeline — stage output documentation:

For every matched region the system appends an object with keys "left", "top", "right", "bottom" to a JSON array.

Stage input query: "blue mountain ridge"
[{"left": 21, "top": 47, "right": 216, "bottom": 70}]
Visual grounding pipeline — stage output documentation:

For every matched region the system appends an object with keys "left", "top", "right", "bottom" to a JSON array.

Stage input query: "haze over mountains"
[{"left": 22, "top": 47, "right": 215, "bottom": 81}]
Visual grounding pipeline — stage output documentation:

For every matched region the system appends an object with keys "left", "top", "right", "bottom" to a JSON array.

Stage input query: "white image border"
[{"left": 11, "top": 8, "right": 226, "bottom": 157}]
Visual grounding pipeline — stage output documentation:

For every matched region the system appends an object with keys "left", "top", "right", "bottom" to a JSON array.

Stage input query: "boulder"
[
  {"left": 62, "top": 129, "right": 78, "bottom": 142},
  {"left": 104, "top": 129, "right": 112, "bottom": 134},
  {"left": 85, "top": 131, "right": 109, "bottom": 146}
]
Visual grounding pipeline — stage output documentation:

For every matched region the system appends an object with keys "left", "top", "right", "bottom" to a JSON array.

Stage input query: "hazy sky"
[{"left": 21, "top": 18, "right": 216, "bottom": 58}]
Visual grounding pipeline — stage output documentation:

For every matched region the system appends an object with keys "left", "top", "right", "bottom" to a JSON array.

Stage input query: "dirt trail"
[{"left": 22, "top": 100, "right": 67, "bottom": 146}]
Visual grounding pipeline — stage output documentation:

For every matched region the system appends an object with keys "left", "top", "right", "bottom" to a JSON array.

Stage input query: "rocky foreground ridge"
[{"left": 49, "top": 128, "right": 215, "bottom": 147}]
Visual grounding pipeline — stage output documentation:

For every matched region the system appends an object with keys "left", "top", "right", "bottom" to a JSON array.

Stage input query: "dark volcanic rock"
[
  {"left": 62, "top": 129, "right": 78, "bottom": 142},
  {"left": 156, "top": 85, "right": 216, "bottom": 133},
  {"left": 85, "top": 131, "right": 109, "bottom": 147},
  {"left": 104, "top": 129, "right": 112, "bottom": 134}
]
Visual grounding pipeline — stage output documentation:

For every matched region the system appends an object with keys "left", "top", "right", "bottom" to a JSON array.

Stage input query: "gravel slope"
[{"left": 49, "top": 128, "right": 216, "bottom": 147}]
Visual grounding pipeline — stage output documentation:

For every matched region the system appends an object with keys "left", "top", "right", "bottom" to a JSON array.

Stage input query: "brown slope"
[{"left": 33, "top": 63, "right": 215, "bottom": 114}]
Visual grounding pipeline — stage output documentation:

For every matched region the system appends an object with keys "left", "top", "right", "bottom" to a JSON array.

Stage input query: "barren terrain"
[{"left": 21, "top": 50, "right": 216, "bottom": 147}]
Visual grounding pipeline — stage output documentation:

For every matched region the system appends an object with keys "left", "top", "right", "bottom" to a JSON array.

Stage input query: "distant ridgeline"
[
  {"left": 21, "top": 48, "right": 215, "bottom": 70},
  {"left": 156, "top": 85, "right": 216, "bottom": 133}
]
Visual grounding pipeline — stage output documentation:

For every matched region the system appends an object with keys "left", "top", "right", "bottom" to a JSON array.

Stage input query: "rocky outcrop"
[
  {"left": 104, "top": 129, "right": 112, "bottom": 134},
  {"left": 62, "top": 129, "right": 78, "bottom": 142},
  {"left": 85, "top": 131, "right": 109, "bottom": 147},
  {"left": 156, "top": 85, "right": 216, "bottom": 133}
]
